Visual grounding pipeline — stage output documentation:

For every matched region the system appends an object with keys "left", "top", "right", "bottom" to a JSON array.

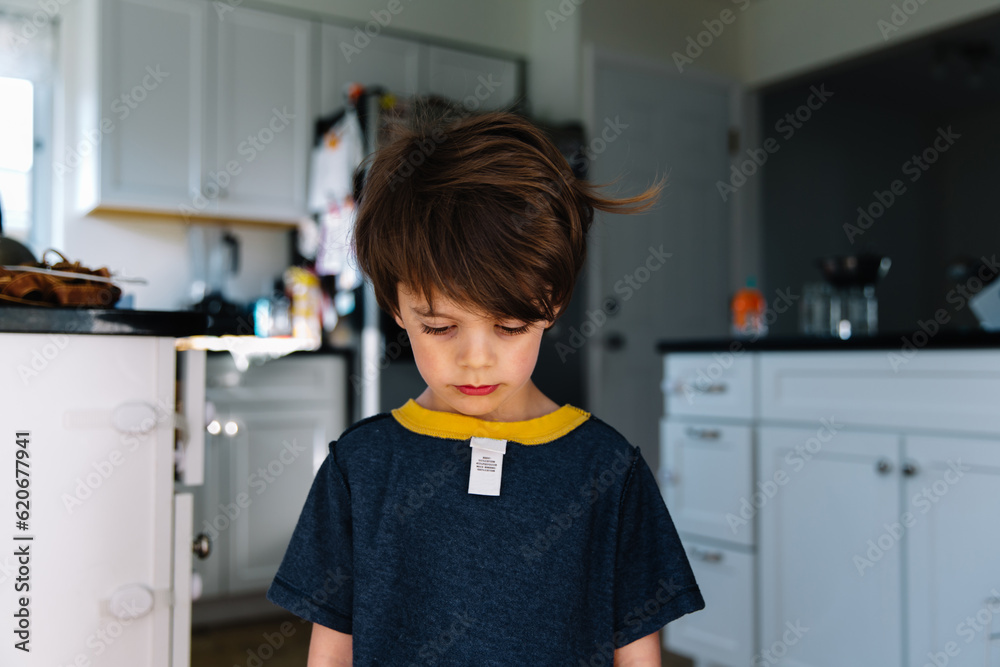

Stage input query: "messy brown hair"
[{"left": 351, "top": 97, "right": 664, "bottom": 325}]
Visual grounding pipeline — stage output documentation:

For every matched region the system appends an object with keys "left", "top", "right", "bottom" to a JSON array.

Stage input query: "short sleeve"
[
  {"left": 612, "top": 446, "right": 705, "bottom": 648},
  {"left": 265, "top": 441, "right": 354, "bottom": 633}
]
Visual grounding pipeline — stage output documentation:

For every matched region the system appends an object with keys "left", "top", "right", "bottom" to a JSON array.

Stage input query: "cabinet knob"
[
  {"left": 901, "top": 461, "right": 918, "bottom": 477},
  {"left": 193, "top": 533, "right": 212, "bottom": 560},
  {"left": 875, "top": 458, "right": 893, "bottom": 475}
]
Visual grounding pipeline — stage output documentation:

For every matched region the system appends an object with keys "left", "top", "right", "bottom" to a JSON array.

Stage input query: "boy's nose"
[{"left": 457, "top": 331, "right": 496, "bottom": 369}]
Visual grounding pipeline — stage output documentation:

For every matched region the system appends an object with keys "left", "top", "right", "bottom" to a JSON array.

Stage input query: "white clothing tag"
[{"left": 468, "top": 437, "right": 507, "bottom": 496}]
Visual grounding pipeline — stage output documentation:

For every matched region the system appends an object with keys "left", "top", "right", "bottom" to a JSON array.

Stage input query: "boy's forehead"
[{"left": 397, "top": 284, "right": 488, "bottom": 319}]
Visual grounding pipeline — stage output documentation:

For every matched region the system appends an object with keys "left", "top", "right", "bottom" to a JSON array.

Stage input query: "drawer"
[
  {"left": 759, "top": 350, "right": 1000, "bottom": 434},
  {"left": 661, "top": 419, "right": 754, "bottom": 546},
  {"left": 663, "top": 352, "right": 754, "bottom": 420},
  {"left": 664, "top": 538, "right": 754, "bottom": 666}
]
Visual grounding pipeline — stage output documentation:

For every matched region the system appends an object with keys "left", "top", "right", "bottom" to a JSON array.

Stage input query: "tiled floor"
[{"left": 191, "top": 613, "right": 694, "bottom": 666}]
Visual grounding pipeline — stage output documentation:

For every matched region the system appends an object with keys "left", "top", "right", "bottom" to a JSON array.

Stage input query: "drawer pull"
[
  {"left": 667, "top": 380, "right": 729, "bottom": 396},
  {"left": 690, "top": 547, "right": 724, "bottom": 563},
  {"left": 876, "top": 458, "right": 893, "bottom": 475},
  {"left": 685, "top": 427, "right": 722, "bottom": 440},
  {"left": 901, "top": 461, "right": 918, "bottom": 477}
]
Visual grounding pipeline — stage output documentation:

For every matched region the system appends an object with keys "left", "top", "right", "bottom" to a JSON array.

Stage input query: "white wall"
[{"left": 739, "top": 0, "right": 1000, "bottom": 87}]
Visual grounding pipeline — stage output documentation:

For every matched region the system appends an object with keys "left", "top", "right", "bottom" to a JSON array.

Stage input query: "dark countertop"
[
  {"left": 0, "top": 306, "right": 208, "bottom": 337},
  {"left": 657, "top": 329, "right": 1000, "bottom": 353}
]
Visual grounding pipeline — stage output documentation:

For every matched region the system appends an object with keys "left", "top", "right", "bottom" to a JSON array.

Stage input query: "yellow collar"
[{"left": 391, "top": 398, "right": 590, "bottom": 445}]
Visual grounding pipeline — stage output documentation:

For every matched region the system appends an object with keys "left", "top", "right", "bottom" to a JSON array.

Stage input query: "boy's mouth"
[{"left": 455, "top": 384, "right": 499, "bottom": 396}]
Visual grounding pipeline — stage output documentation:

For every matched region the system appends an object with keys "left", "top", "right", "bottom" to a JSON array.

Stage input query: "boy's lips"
[{"left": 455, "top": 384, "right": 499, "bottom": 396}]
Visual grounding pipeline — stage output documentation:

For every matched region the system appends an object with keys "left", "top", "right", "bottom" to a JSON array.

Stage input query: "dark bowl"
[{"left": 817, "top": 254, "right": 891, "bottom": 288}]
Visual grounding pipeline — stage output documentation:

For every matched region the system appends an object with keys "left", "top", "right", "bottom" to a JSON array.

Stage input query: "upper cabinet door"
[
  {"left": 99, "top": 0, "right": 206, "bottom": 209},
  {"left": 425, "top": 45, "right": 522, "bottom": 111},
  {"left": 212, "top": 7, "right": 312, "bottom": 221},
  {"left": 319, "top": 24, "right": 422, "bottom": 116}
]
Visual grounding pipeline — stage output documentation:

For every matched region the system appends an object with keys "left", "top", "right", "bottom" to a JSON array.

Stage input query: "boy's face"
[{"left": 393, "top": 284, "right": 557, "bottom": 421}]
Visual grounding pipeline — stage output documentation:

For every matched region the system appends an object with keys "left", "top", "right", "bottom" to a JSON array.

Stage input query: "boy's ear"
[{"left": 393, "top": 312, "right": 405, "bottom": 329}]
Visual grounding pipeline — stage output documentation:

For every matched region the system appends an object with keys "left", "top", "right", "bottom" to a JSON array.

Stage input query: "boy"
[{"left": 266, "top": 99, "right": 705, "bottom": 665}]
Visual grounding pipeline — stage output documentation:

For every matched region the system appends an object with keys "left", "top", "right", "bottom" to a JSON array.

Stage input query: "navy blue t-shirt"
[{"left": 266, "top": 399, "right": 704, "bottom": 664}]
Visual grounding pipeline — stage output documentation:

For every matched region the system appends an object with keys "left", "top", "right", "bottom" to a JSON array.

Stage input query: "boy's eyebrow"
[{"left": 411, "top": 305, "right": 449, "bottom": 318}]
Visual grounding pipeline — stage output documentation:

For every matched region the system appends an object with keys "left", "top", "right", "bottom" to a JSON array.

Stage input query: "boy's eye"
[
  {"left": 498, "top": 324, "right": 531, "bottom": 335},
  {"left": 419, "top": 323, "right": 531, "bottom": 336}
]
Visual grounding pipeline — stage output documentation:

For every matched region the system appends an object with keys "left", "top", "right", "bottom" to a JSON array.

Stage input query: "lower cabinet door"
[
  {"left": 904, "top": 434, "right": 1000, "bottom": 667},
  {"left": 758, "top": 426, "right": 903, "bottom": 667},
  {"left": 223, "top": 408, "right": 337, "bottom": 594},
  {"left": 664, "top": 538, "right": 754, "bottom": 666}
]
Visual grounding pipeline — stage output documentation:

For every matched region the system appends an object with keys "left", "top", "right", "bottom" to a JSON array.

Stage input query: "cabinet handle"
[
  {"left": 685, "top": 427, "right": 722, "bottom": 440},
  {"left": 901, "top": 461, "right": 918, "bottom": 477},
  {"left": 690, "top": 546, "right": 723, "bottom": 563},
  {"left": 876, "top": 458, "right": 893, "bottom": 475},
  {"left": 668, "top": 379, "right": 728, "bottom": 396},
  {"left": 193, "top": 533, "right": 212, "bottom": 560}
]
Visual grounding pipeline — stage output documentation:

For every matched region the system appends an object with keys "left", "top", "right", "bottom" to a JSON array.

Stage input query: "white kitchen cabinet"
[
  {"left": 661, "top": 419, "right": 754, "bottom": 546},
  {"left": 757, "top": 426, "right": 903, "bottom": 667},
  {"left": 663, "top": 352, "right": 755, "bottom": 422},
  {"left": 904, "top": 434, "right": 1000, "bottom": 667},
  {"left": 661, "top": 354, "right": 757, "bottom": 665},
  {"left": 210, "top": 7, "right": 313, "bottom": 220},
  {"left": 192, "top": 353, "right": 347, "bottom": 607},
  {"left": 98, "top": 0, "right": 206, "bottom": 209},
  {"left": 216, "top": 408, "right": 339, "bottom": 595},
  {"left": 425, "top": 44, "right": 522, "bottom": 110},
  {"left": 667, "top": 540, "right": 754, "bottom": 667},
  {"left": 0, "top": 334, "right": 193, "bottom": 666},
  {"left": 662, "top": 348, "right": 1000, "bottom": 667},
  {"left": 77, "top": 0, "right": 312, "bottom": 223},
  {"left": 319, "top": 23, "right": 422, "bottom": 115}
]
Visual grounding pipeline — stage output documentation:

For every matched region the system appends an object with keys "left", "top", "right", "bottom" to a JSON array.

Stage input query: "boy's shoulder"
[{"left": 570, "top": 410, "right": 642, "bottom": 463}]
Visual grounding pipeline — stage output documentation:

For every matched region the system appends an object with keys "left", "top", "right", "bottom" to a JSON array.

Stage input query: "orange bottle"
[{"left": 731, "top": 277, "right": 767, "bottom": 337}]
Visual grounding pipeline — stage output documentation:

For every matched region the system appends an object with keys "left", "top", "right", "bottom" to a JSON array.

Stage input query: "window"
[{"left": 0, "top": 7, "right": 55, "bottom": 255}]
